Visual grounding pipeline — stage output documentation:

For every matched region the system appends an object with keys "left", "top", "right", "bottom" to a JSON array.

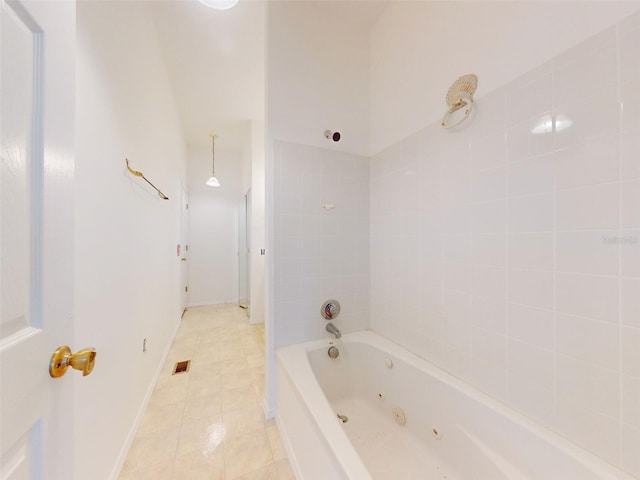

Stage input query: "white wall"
[
  {"left": 186, "top": 144, "right": 244, "bottom": 306},
  {"left": 370, "top": 1, "right": 640, "bottom": 154},
  {"left": 75, "top": 3, "right": 187, "bottom": 479},
  {"left": 250, "top": 120, "right": 267, "bottom": 324},
  {"left": 266, "top": 1, "right": 377, "bottom": 412},
  {"left": 237, "top": 119, "right": 267, "bottom": 324},
  {"left": 266, "top": 1, "right": 377, "bottom": 340},
  {"left": 267, "top": 1, "right": 376, "bottom": 157},
  {"left": 369, "top": 11, "right": 640, "bottom": 477}
]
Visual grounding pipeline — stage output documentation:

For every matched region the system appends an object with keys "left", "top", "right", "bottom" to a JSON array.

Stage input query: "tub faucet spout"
[{"left": 326, "top": 322, "right": 342, "bottom": 339}]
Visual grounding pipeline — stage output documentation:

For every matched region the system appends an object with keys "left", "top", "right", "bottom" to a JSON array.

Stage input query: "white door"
[
  {"left": 1, "top": 0, "right": 78, "bottom": 478},
  {"left": 180, "top": 188, "right": 189, "bottom": 310}
]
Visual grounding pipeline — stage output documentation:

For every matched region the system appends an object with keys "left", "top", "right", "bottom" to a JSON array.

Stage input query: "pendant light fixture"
[
  {"left": 206, "top": 134, "right": 221, "bottom": 187},
  {"left": 197, "top": 0, "right": 239, "bottom": 10}
]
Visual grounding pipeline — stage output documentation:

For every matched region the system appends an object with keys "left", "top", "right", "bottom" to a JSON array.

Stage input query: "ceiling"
[
  {"left": 149, "top": 0, "right": 389, "bottom": 155},
  {"left": 149, "top": 0, "right": 266, "bottom": 154}
]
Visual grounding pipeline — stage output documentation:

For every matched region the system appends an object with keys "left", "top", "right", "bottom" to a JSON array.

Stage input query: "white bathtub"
[{"left": 276, "top": 331, "right": 634, "bottom": 480}]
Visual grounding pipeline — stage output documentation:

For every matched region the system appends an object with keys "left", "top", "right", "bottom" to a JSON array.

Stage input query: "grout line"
[
  {"left": 503, "top": 85, "right": 511, "bottom": 404},
  {"left": 551, "top": 52, "right": 559, "bottom": 433},
  {"left": 615, "top": 20, "right": 624, "bottom": 469}
]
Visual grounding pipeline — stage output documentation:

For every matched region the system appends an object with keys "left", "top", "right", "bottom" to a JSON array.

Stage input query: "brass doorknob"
[
  {"left": 49, "top": 346, "right": 97, "bottom": 378},
  {"left": 181, "top": 257, "right": 187, "bottom": 262}
]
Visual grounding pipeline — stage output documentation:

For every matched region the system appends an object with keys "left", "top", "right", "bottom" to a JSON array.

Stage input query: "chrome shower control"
[{"left": 321, "top": 299, "right": 341, "bottom": 320}]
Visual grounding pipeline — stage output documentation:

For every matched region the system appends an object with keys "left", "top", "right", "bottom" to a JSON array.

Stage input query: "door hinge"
[
  {"left": 186, "top": 245, "right": 189, "bottom": 251},
  {"left": 185, "top": 286, "right": 188, "bottom": 293}
]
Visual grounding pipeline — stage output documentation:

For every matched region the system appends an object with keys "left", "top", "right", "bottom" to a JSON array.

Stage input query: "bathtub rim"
[
  {"left": 276, "top": 329, "right": 636, "bottom": 480},
  {"left": 277, "top": 337, "right": 373, "bottom": 480}
]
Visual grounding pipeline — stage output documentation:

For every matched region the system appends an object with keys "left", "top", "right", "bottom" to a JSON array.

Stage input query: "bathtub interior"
[
  {"left": 304, "top": 333, "right": 633, "bottom": 480},
  {"left": 309, "top": 341, "right": 518, "bottom": 479}
]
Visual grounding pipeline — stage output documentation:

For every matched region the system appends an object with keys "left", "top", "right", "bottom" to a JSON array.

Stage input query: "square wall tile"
[
  {"left": 442, "top": 262, "right": 471, "bottom": 293},
  {"left": 508, "top": 154, "right": 554, "bottom": 197},
  {"left": 508, "top": 233, "right": 553, "bottom": 271},
  {"left": 621, "top": 80, "right": 640, "bottom": 132},
  {"left": 556, "top": 312, "right": 619, "bottom": 370},
  {"left": 442, "top": 176, "right": 471, "bottom": 206},
  {"left": 422, "top": 302, "right": 444, "bottom": 340},
  {"left": 442, "top": 344, "right": 471, "bottom": 381},
  {"left": 441, "top": 143, "right": 471, "bottom": 180},
  {"left": 508, "top": 269, "right": 554, "bottom": 310},
  {"left": 472, "top": 200, "right": 506, "bottom": 234},
  {"left": 472, "top": 328, "right": 506, "bottom": 369},
  {"left": 506, "top": 71, "right": 552, "bottom": 127},
  {"left": 622, "top": 424, "right": 640, "bottom": 478},
  {"left": 507, "top": 374, "right": 554, "bottom": 428},
  {"left": 556, "top": 273, "right": 618, "bottom": 324},
  {"left": 442, "top": 234, "right": 472, "bottom": 264},
  {"left": 470, "top": 131, "right": 506, "bottom": 172},
  {"left": 556, "top": 183, "right": 619, "bottom": 231},
  {"left": 470, "top": 89, "right": 506, "bottom": 140},
  {"left": 442, "top": 289, "right": 471, "bottom": 325},
  {"left": 472, "top": 265, "right": 506, "bottom": 301},
  {"left": 278, "top": 193, "right": 303, "bottom": 215},
  {"left": 418, "top": 157, "right": 442, "bottom": 187},
  {"left": 621, "top": 180, "right": 640, "bottom": 229},
  {"left": 472, "top": 233, "right": 506, "bottom": 267},
  {"left": 508, "top": 193, "right": 554, "bottom": 233},
  {"left": 508, "top": 338, "right": 553, "bottom": 390},
  {"left": 555, "top": 230, "right": 619, "bottom": 276},
  {"left": 621, "top": 128, "right": 640, "bottom": 180},
  {"left": 506, "top": 114, "right": 555, "bottom": 163},
  {"left": 621, "top": 230, "right": 640, "bottom": 278},
  {"left": 555, "top": 353, "right": 619, "bottom": 419},
  {"left": 470, "top": 357, "right": 507, "bottom": 402},
  {"left": 472, "top": 166, "right": 506, "bottom": 202},
  {"left": 553, "top": 88, "right": 620, "bottom": 150},
  {"left": 471, "top": 295, "right": 506, "bottom": 334},
  {"left": 621, "top": 326, "right": 640, "bottom": 378},
  {"left": 507, "top": 303, "right": 554, "bottom": 350},
  {"left": 555, "top": 397, "right": 620, "bottom": 467},
  {"left": 621, "top": 278, "right": 640, "bottom": 328},
  {"left": 442, "top": 205, "right": 472, "bottom": 234},
  {"left": 554, "top": 134, "right": 618, "bottom": 190},
  {"left": 622, "top": 374, "right": 640, "bottom": 429},
  {"left": 442, "top": 318, "right": 471, "bottom": 354}
]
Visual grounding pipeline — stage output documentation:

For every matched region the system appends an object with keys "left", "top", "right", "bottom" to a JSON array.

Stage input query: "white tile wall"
[
  {"left": 369, "top": 12, "right": 640, "bottom": 477},
  {"left": 273, "top": 141, "right": 369, "bottom": 347}
]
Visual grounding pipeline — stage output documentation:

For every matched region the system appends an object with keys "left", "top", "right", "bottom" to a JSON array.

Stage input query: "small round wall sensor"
[{"left": 324, "top": 130, "right": 341, "bottom": 142}]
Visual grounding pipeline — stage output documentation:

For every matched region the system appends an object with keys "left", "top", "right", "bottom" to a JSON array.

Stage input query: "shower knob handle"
[{"left": 321, "top": 299, "right": 341, "bottom": 319}]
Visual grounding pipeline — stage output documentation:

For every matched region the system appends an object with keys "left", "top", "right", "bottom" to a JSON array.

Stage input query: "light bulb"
[
  {"left": 206, "top": 176, "right": 221, "bottom": 187},
  {"left": 197, "top": 0, "right": 239, "bottom": 10}
]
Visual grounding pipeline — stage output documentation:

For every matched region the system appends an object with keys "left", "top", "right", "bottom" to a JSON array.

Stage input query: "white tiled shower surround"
[
  {"left": 274, "top": 12, "right": 640, "bottom": 479},
  {"left": 370, "top": 15, "right": 640, "bottom": 477},
  {"left": 273, "top": 142, "right": 370, "bottom": 347}
]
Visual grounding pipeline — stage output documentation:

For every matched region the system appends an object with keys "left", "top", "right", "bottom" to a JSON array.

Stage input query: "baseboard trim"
[
  {"left": 108, "top": 317, "right": 181, "bottom": 480},
  {"left": 262, "top": 397, "right": 276, "bottom": 420}
]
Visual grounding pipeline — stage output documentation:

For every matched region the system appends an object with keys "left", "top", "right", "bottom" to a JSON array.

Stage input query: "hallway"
[{"left": 118, "top": 305, "right": 293, "bottom": 480}]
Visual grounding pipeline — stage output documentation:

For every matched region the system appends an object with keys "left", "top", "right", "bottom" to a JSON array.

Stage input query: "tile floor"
[{"left": 119, "top": 304, "right": 294, "bottom": 480}]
